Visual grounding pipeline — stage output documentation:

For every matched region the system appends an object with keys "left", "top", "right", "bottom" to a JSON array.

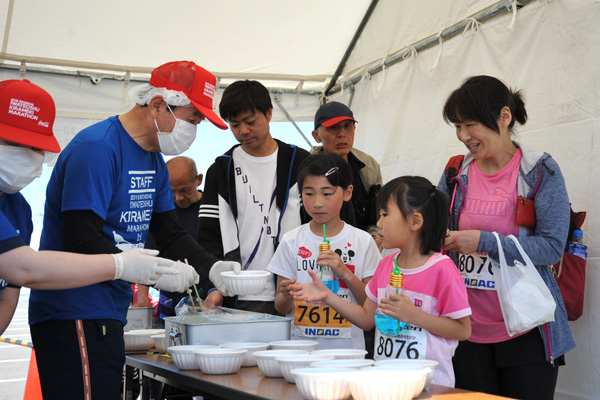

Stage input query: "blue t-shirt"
[
  {"left": 0, "top": 192, "right": 32, "bottom": 294},
  {"left": 29, "top": 116, "right": 174, "bottom": 325}
]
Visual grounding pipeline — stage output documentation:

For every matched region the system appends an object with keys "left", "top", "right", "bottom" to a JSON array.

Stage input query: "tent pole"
[
  {"left": 1, "top": 0, "right": 15, "bottom": 57},
  {"left": 324, "top": 0, "right": 380, "bottom": 99},
  {"left": 273, "top": 94, "right": 314, "bottom": 148}
]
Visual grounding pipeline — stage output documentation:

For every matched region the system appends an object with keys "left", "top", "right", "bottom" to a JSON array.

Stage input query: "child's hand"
[
  {"left": 379, "top": 293, "right": 416, "bottom": 324},
  {"left": 289, "top": 270, "right": 328, "bottom": 302},
  {"left": 317, "top": 250, "right": 351, "bottom": 281},
  {"left": 279, "top": 278, "right": 296, "bottom": 299}
]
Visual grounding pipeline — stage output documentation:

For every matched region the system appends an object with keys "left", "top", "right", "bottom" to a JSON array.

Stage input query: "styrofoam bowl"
[
  {"left": 345, "top": 369, "right": 426, "bottom": 400},
  {"left": 310, "top": 348, "right": 368, "bottom": 360},
  {"left": 310, "top": 358, "right": 374, "bottom": 369},
  {"left": 221, "top": 270, "right": 271, "bottom": 296},
  {"left": 360, "top": 366, "right": 431, "bottom": 397},
  {"left": 268, "top": 340, "right": 319, "bottom": 352},
  {"left": 219, "top": 342, "right": 270, "bottom": 367},
  {"left": 167, "top": 345, "right": 219, "bottom": 370},
  {"left": 373, "top": 358, "right": 439, "bottom": 389},
  {"left": 291, "top": 368, "right": 353, "bottom": 400},
  {"left": 254, "top": 349, "right": 309, "bottom": 378},
  {"left": 123, "top": 330, "right": 155, "bottom": 351},
  {"left": 276, "top": 354, "right": 335, "bottom": 383},
  {"left": 194, "top": 348, "right": 247, "bottom": 375},
  {"left": 151, "top": 334, "right": 167, "bottom": 353}
]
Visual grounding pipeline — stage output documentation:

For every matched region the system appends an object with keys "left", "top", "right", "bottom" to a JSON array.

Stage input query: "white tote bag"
[{"left": 492, "top": 232, "right": 556, "bottom": 336}]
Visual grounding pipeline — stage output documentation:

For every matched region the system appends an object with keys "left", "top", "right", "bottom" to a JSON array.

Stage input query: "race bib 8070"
[{"left": 458, "top": 253, "right": 496, "bottom": 291}]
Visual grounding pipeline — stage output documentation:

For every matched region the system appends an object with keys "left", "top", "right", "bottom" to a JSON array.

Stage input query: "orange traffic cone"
[{"left": 23, "top": 349, "right": 42, "bottom": 400}]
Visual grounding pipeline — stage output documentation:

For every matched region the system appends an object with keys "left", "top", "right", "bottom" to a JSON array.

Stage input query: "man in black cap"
[{"left": 311, "top": 101, "right": 383, "bottom": 247}]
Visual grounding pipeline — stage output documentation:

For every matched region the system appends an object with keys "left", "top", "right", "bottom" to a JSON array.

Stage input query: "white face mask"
[
  {"left": 155, "top": 105, "right": 197, "bottom": 155},
  {"left": 0, "top": 145, "right": 44, "bottom": 194}
]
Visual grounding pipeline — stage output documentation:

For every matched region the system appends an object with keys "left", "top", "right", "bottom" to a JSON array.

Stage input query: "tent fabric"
[
  {"left": 0, "top": 0, "right": 372, "bottom": 86},
  {"left": 339, "top": 3, "right": 598, "bottom": 398},
  {"left": 1, "top": 1, "right": 599, "bottom": 399},
  {"left": 341, "top": 0, "right": 504, "bottom": 80}
]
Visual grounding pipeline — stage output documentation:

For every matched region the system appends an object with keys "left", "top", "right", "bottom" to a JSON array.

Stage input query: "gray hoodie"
[{"left": 438, "top": 141, "right": 575, "bottom": 363}]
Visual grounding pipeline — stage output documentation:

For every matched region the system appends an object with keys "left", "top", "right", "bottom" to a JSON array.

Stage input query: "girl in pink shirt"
[{"left": 290, "top": 176, "right": 471, "bottom": 387}]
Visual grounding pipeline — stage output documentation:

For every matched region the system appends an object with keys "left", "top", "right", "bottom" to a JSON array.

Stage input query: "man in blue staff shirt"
[{"left": 29, "top": 60, "right": 227, "bottom": 399}]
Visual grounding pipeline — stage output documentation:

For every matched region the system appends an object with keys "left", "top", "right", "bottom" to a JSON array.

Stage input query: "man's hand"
[
  {"left": 209, "top": 261, "right": 242, "bottom": 296},
  {"left": 153, "top": 261, "right": 200, "bottom": 292},
  {"left": 113, "top": 249, "right": 179, "bottom": 285}
]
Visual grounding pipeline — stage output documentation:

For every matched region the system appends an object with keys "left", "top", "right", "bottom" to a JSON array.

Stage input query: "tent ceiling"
[
  {"left": 0, "top": 0, "right": 541, "bottom": 122},
  {"left": 343, "top": 0, "right": 504, "bottom": 79},
  {"left": 0, "top": 0, "right": 374, "bottom": 89},
  {"left": 1, "top": 0, "right": 512, "bottom": 93}
]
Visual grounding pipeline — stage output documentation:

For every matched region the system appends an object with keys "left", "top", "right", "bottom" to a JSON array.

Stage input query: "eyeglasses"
[{"left": 172, "top": 187, "right": 194, "bottom": 196}]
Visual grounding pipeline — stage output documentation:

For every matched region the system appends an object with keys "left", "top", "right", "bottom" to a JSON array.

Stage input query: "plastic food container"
[
  {"left": 268, "top": 340, "right": 319, "bottom": 352},
  {"left": 254, "top": 349, "right": 309, "bottom": 378},
  {"left": 310, "top": 348, "right": 368, "bottom": 360},
  {"left": 167, "top": 345, "right": 218, "bottom": 370},
  {"left": 373, "top": 358, "right": 439, "bottom": 389},
  {"left": 219, "top": 342, "right": 270, "bottom": 367},
  {"left": 276, "top": 354, "right": 335, "bottom": 383},
  {"left": 151, "top": 334, "right": 167, "bottom": 353},
  {"left": 310, "top": 358, "right": 374, "bottom": 369},
  {"left": 124, "top": 330, "right": 156, "bottom": 351},
  {"left": 194, "top": 348, "right": 247, "bottom": 375},
  {"left": 346, "top": 369, "right": 427, "bottom": 400},
  {"left": 220, "top": 270, "right": 271, "bottom": 295},
  {"left": 291, "top": 368, "right": 353, "bottom": 400}
]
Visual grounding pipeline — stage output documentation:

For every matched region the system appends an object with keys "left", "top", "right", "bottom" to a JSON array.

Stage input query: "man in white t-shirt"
[{"left": 198, "top": 80, "right": 310, "bottom": 314}]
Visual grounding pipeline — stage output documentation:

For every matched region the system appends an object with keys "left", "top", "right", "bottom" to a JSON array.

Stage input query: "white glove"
[
  {"left": 112, "top": 248, "right": 178, "bottom": 285},
  {"left": 209, "top": 261, "right": 242, "bottom": 296},
  {"left": 153, "top": 261, "right": 200, "bottom": 292}
]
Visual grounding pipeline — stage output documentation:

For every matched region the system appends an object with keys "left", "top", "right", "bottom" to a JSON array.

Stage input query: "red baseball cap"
[
  {"left": 149, "top": 61, "right": 227, "bottom": 130},
  {"left": 0, "top": 79, "right": 60, "bottom": 153}
]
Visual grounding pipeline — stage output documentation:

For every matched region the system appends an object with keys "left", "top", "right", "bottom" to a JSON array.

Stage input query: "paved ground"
[{"left": 0, "top": 289, "right": 32, "bottom": 400}]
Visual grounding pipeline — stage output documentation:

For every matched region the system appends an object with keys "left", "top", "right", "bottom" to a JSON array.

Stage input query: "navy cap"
[{"left": 314, "top": 101, "right": 358, "bottom": 130}]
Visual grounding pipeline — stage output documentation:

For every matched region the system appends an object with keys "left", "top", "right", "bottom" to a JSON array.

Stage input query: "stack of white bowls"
[
  {"left": 219, "top": 342, "right": 270, "bottom": 367},
  {"left": 194, "top": 348, "right": 247, "bottom": 375},
  {"left": 167, "top": 345, "right": 218, "bottom": 370}
]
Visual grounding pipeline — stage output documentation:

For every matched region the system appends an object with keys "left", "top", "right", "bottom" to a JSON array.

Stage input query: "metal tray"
[
  {"left": 164, "top": 308, "right": 291, "bottom": 347},
  {"left": 124, "top": 306, "right": 153, "bottom": 332}
]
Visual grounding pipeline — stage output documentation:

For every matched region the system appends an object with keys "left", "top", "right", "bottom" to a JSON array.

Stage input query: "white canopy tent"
[{"left": 0, "top": 1, "right": 597, "bottom": 398}]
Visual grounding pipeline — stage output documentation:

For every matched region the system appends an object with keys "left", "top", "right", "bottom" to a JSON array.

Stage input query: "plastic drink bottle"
[
  {"left": 566, "top": 229, "right": 587, "bottom": 260},
  {"left": 374, "top": 268, "right": 407, "bottom": 336},
  {"left": 319, "top": 243, "right": 339, "bottom": 294}
]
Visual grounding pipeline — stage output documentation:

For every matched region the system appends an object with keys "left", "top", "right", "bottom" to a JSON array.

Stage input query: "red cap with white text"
[
  {"left": 150, "top": 61, "right": 227, "bottom": 130},
  {"left": 0, "top": 79, "right": 60, "bottom": 152}
]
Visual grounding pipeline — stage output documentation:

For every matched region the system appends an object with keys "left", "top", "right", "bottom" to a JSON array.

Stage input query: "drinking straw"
[
  {"left": 320, "top": 224, "right": 330, "bottom": 280},
  {"left": 392, "top": 255, "right": 402, "bottom": 275},
  {"left": 393, "top": 256, "right": 402, "bottom": 294}
]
